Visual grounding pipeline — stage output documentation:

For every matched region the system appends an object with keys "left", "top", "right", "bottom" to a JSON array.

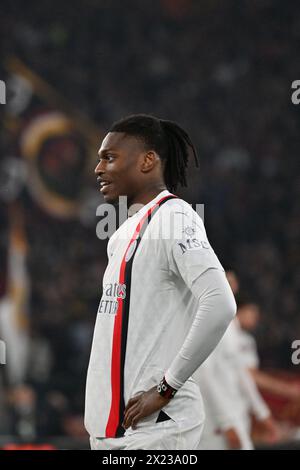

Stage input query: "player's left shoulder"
[
  {"left": 163, "top": 196, "right": 203, "bottom": 223},
  {"left": 163, "top": 197, "right": 205, "bottom": 237}
]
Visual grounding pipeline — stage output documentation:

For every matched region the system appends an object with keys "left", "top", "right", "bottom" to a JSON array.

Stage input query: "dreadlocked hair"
[{"left": 109, "top": 114, "right": 199, "bottom": 192}]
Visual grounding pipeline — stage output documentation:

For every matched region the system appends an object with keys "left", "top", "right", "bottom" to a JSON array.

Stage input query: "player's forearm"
[
  {"left": 165, "top": 268, "right": 236, "bottom": 390},
  {"left": 250, "top": 369, "right": 300, "bottom": 399},
  {"left": 238, "top": 366, "right": 270, "bottom": 420}
]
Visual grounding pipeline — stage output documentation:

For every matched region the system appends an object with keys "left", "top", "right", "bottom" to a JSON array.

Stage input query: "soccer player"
[
  {"left": 237, "top": 300, "right": 300, "bottom": 402},
  {"left": 194, "top": 317, "right": 277, "bottom": 450},
  {"left": 85, "top": 114, "right": 236, "bottom": 450}
]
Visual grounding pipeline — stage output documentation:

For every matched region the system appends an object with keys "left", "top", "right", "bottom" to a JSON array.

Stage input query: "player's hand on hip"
[{"left": 122, "top": 386, "right": 171, "bottom": 430}]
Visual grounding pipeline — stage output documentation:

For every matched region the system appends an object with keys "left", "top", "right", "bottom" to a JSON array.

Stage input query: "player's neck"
[{"left": 128, "top": 183, "right": 167, "bottom": 208}]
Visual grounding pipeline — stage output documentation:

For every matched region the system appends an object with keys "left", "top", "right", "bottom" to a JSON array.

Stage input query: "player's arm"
[
  {"left": 234, "top": 350, "right": 280, "bottom": 443},
  {"left": 250, "top": 368, "right": 300, "bottom": 400},
  {"left": 123, "top": 268, "right": 236, "bottom": 429},
  {"left": 164, "top": 267, "right": 236, "bottom": 389}
]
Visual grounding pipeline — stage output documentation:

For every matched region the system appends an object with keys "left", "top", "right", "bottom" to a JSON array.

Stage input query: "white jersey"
[
  {"left": 194, "top": 319, "right": 269, "bottom": 449},
  {"left": 237, "top": 328, "right": 260, "bottom": 370},
  {"left": 85, "top": 190, "right": 225, "bottom": 438}
]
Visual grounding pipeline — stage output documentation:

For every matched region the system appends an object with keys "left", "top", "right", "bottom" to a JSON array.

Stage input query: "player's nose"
[{"left": 95, "top": 160, "right": 105, "bottom": 174}]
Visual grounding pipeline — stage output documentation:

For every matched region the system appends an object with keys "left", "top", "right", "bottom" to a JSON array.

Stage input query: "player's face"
[
  {"left": 95, "top": 132, "right": 145, "bottom": 204},
  {"left": 238, "top": 305, "right": 260, "bottom": 331}
]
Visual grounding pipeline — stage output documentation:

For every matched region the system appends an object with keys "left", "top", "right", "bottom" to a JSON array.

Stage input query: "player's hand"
[
  {"left": 122, "top": 386, "right": 171, "bottom": 430},
  {"left": 259, "top": 416, "right": 280, "bottom": 443},
  {"left": 287, "top": 382, "right": 300, "bottom": 401},
  {"left": 223, "top": 427, "right": 242, "bottom": 449}
]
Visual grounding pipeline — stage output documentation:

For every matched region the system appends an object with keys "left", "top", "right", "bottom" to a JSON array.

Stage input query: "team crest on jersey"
[{"left": 116, "top": 283, "right": 126, "bottom": 299}]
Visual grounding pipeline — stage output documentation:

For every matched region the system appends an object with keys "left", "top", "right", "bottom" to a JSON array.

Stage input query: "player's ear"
[{"left": 140, "top": 151, "right": 159, "bottom": 173}]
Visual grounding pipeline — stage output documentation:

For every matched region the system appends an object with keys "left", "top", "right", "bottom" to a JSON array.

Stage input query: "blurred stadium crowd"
[{"left": 0, "top": 0, "right": 299, "bottom": 448}]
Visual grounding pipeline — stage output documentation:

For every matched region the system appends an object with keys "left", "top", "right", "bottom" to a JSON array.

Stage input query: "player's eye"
[{"left": 97, "top": 154, "right": 114, "bottom": 163}]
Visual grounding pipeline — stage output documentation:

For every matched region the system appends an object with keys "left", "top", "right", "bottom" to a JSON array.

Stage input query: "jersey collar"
[{"left": 128, "top": 190, "right": 172, "bottom": 218}]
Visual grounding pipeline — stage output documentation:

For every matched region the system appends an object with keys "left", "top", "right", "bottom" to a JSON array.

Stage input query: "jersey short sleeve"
[{"left": 166, "top": 204, "right": 224, "bottom": 288}]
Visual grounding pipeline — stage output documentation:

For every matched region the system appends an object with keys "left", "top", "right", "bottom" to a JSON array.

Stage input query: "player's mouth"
[
  {"left": 98, "top": 178, "right": 113, "bottom": 194},
  {"left": 100, "top": 181, "right": 111, "bottom": 193}
]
